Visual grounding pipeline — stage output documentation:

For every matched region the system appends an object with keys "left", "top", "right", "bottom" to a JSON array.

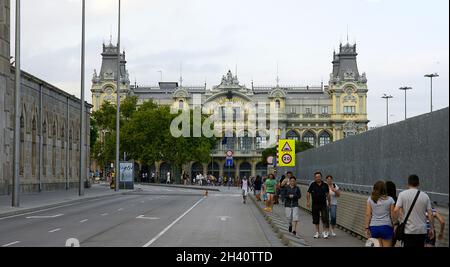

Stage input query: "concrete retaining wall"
[{"left": 282, "top": 108, "right": 449, "bottom": 205}]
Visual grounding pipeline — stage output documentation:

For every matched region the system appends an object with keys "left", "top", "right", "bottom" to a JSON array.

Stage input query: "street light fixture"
[
  {"left": 399, "top": 87, "right": 412, "bottom": 120},
  {"left": 13, "top": 0, "right": 21, "bottom": 207},
  {"left": 115, "top": 0, "right": 122, "bottom": 192},
  {"left": 425, "top": 73, "right": 439, "bottom": 112},
  {"left": 79, "top": 0, "right": 86, "bottom": 196},
  {"left": 382, "top": 94, "right": 394, "bottom": 126}
]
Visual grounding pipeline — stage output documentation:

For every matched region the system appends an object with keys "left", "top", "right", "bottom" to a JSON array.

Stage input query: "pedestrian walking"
[
  {"left": 166, "top": 171, "right": 171, "bottom": 184},
  {"left": 365, "top": 181, "right": 396, "bottom": 247},
  {"left": 394, "top": 175, "right": 435, "bottom": 248},
  {"left": 262, "top": 177, "right": 268, "bottom": 206},
  {"left": 386, "top": 181, "right": 398, "bottom": 203},
  {"left": 264, "top": 174, "right": 277, "bottom": 213},
  {"left": 285, "top": 177, "right": 302, "bottom": 236},
  {"left": 254, "top": 176, "right": 263, "bottom": 202},
  {"left": 425, "top": 207, "right": 446, "bottom": 247},
  {"left": 241, "top": 176, "right": 249, "bottom": 204},
  {"left": 326, "top": 175, "right": 340, "bottom": 237},
  {"left": 306, "top": 172, "right": 331, "bottom": 239}
]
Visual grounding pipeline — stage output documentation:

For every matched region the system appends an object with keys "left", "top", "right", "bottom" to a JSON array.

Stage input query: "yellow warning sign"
[{"left": 278, "top": 140, "right": 296, "bottom": 167}]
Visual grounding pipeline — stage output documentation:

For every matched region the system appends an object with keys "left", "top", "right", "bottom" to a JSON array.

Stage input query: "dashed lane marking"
[
  {"left": 2, "top": 241, "right": 20, "bottom": 247},
  {"left": 48, "top": 228, "right": 61, "bottom": 233}
]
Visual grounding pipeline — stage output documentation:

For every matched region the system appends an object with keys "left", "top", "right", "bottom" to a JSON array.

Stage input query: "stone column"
[
  {"left": 251, "top": 160, "right": 257, "bottom": 178},
  {"left": 219, "top": 160, "right": 224, "bottom": 178}
]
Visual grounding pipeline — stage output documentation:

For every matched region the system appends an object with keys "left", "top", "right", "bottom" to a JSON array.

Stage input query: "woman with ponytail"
[{"left": 365, "top": 181, "right": 397, "bottom": 247}]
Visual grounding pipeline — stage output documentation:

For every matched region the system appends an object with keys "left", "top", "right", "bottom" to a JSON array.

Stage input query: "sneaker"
[
  {"left": 323, "top": 232, "right": 330, "bottom": 239},
  {"left": 313, "top": 232, "right": 320, "bottom": 239},
  {"left": 289, "top": 225, "right": 293, "bottom": 233},
  {"left": 331, "top": 231, "right": 337, "bottom": 237}
]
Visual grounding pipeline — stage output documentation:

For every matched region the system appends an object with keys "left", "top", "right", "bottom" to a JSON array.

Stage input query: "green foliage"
[{"left": 92, "top": 98, "right": 218, "bottom": 181}]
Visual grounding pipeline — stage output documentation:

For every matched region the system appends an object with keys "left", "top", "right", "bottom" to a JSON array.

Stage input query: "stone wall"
[
  {"left": 298, "top": 184, "right": 449, "bottom": 247},
  {"left": 282, "top": 108, "right": 449, "bottom": 205}
]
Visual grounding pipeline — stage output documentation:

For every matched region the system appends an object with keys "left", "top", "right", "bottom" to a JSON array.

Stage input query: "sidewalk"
[
  {"left": 138, "top": 183, "right": 226, "bottom": 192},
  {"left": 0, "top": 183, "right": 133, "bottom": 218},
  {"left": 251, "top": 196, "right": 365, "bottom": 247}
]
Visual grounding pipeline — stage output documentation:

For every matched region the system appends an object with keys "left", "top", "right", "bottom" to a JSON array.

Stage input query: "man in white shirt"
[
  {"left": 166, "top": 171, "right": 171, "bottom": 184},
  {"left": 394, "top": 175, "right": 434, "bottom": 247}
]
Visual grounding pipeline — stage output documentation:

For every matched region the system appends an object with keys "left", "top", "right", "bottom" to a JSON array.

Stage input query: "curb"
[
  {"left": 249, "top": 195, "right": 309, "bottom": 247},
  {"left": 0, "top": 190, "right": 139, "bottom": 219},
  {"left": 138, "top": 183, "right": 221, "bottom": 192}
]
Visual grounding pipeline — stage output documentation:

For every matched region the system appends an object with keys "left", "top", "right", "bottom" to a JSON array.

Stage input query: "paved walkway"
[
  {"left": 252, "top": 196, "right": 365, "bottom": 247},
  {"left": 0, "top": 183, "right": 129, "bottom": 217}
]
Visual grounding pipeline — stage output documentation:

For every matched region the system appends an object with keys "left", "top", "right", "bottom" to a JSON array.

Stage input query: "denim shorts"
[{"left": 370, "top": 225, "right": 394, "bottom": 240}]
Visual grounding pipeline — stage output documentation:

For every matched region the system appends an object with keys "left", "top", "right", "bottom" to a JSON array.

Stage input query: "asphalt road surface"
[{"left": 0, "top": 186, "right": 283, "bottom": 247}]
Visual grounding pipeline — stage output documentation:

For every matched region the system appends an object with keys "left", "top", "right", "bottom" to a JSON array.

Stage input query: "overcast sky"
[{"left": 10, "top": 0, "right": 449, "bottom": 127}]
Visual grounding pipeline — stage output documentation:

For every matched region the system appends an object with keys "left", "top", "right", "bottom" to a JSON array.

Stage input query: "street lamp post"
[
  {"left": 79, "top": 0, "right": 86, "bottom": 197},
  {"left": 115, "top": 0, "right": 121, "bottom": 192},
  {"left": 12, "top": 0, "right": 21, "bottom": 207},
  {"left": 425, "top": 73, "right": 439, "bottom": 113},
  {"left": 399, "top": 87, "right": 412, "bottom": 120},
  {"left": 382, "top": 94, "right": 393, "bottom": 126}
]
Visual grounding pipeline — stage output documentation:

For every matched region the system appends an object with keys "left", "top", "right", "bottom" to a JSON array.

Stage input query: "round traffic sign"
[
  {"left": 282, "top": 154, "right": 293, "bottom": 165},
  {"left": 267, "top": 156, "right": 274, "bottom": 165},
  {"left": 226, "top": 150, "right": 234, "bottom": 157}
]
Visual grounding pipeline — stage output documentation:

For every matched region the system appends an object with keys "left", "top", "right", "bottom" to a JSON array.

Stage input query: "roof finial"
[
  {"left": 347, "top": 25, "right": 349, "bottom": 44},
  {"left": 179, "top": 61, "right": 183, "bottom": 87},
  {"left": 276, "top": 61, "right": 280, "bottom": 87}
]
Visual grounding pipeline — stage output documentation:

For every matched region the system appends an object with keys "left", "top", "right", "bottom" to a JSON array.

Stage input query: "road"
[{"left": 0, "top": 186, "right": 282, "bottom": 247}]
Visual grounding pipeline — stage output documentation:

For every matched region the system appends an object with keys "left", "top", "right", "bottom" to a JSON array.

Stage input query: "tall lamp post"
[
  {"left": 115, "top": 0, "right": 122, "bottom": 192},
  {"left": 425, "top": 73, "right": 439, "bottom": 113},
  {"left": 13, "top": 0, "right": 21, "bottom": 207},
  {"left": 79, "top": 0, "right": 86, "bottom": 196},
  {"left": 399, "top": 87, "right": 412, "bottom": 120},
  {"left": 382, "top": 94, "right": 393, "bottom": 126}
]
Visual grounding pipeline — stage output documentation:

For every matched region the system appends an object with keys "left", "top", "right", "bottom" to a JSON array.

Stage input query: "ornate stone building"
[
  {"left": 91, "top": 41, "right": 369, "bottom": 181},
  {"left": 0, "top": 0, "right": 91, "bottom": 195}
]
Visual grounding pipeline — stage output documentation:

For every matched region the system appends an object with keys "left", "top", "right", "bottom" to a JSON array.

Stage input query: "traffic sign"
[
  {"left": 278, "top": 140, "right": 296, "bottom": 167},
  {"left": 226, "top": 150, "right": 234, "bottom": 157}
]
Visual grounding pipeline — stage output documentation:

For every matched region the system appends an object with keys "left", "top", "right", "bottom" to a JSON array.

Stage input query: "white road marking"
[
  {"left": 143, "top": 197, "right": 206, "bottom": 247},
  {"left": 0, "top": 197, "right": 118, "bottom": 221},
  {"left": 80, "top": 219, "right": 88, "bottom": 223},
  {"left": 2, "top": 241, "right": 20, "bottom": 247},
  {"left": 101, "top": 213, "right": 109, "bottom": 216},
  {"left": 136, "top": 215, "right": 160, "bottom": 220},
  {"left": 219, "top": 216, "right": 232, "bottom": 222},
  {"left": 26, "top": 214, "right": 64, "bottom": 219},
  {"left": 48, "top": 228, "right": 61, "bottom": 233},
  {"left": 118, "top": 208, "right": 124, "bottom": 211}
]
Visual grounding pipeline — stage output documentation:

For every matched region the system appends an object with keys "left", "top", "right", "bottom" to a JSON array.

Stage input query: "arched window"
[
  {"left": 286, "top": 130, "right": 300, "bottom": 141},
  {"left": 179, "top": 100, "right": 185, "bottom": 110},
  {"left": 239, "top": 132, "right": 252, "bottom": 152},
  {"left": 303, "top": 131, "right": 316, "bottom": 147},
  {"left": 19, "top": 112, "right": 25, "bottom": 175},
  {"left": 52, "top": 120, "right": 57, "bottom": 176},
  {"left": 256, "top": 131, "right": 268, "bottom": 150},
  {"left": 43, "top": 119, "right": 47, "bottom": 176},
  {"left": 319, "top": 131, "right": 332, "bottom": 147},
  {"left": 31, "top": 115, "right": 37, "bottom": 176},
  {"left": 61, "top": 124, "right": 65, "bottom": 177},
  {"left": 69, "top": 127, "right": 73, "bottom": 177},
  {"left": 275, "top": 100, "right": 281, "bottom": 109}
]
